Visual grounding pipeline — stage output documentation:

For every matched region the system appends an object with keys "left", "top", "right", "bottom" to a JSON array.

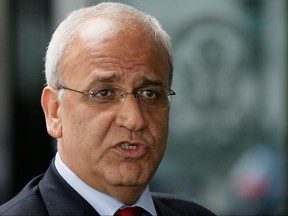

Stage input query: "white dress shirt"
[{"left": 55, "top": 152, "right": 157, "bottom": 216}]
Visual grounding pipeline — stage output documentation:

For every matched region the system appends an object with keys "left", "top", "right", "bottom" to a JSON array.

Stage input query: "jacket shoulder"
[
  {"left": 152, "top": 192, "right": 216, "bottom": 216},
  {"left": 0, "top": 175, "right": 48, "bottom": 216}
]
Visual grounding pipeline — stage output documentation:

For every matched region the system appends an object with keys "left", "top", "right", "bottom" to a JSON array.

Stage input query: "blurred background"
[{"left": 0, "top": 0, "right": 287, "bottom": 215}]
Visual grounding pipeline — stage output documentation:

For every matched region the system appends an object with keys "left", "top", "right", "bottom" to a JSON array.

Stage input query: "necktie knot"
[{"left": 115, "top": 206, "right": 143, "bottom": 216}]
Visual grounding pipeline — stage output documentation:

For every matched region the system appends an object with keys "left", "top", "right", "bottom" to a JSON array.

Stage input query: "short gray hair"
[{"left": 44, "top": 2, "right": 173, "bottom": 89}]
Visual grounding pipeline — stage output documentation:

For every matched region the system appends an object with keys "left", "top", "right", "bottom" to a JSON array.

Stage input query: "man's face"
[{"left": 49, "top": 18, "right": 171, "bottom": 197}]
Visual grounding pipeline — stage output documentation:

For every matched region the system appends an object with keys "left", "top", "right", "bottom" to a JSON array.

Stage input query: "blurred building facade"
[
  {"left": 0, "top": 0, "right": 287, "bottom": 215},
  {"left": 0, "top": 0, "right": 12, "bottom": 204}
]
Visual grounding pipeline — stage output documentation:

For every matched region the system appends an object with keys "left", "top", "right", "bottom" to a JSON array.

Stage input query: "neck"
[{"left": 100, "top": 184, "right": 146, "bottom": 205}]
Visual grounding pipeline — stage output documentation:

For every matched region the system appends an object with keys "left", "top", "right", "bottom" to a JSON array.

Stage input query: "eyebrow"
[
  {"left": 87, "top": 73, "right": 165, "bottom": 88},
  {"left": 137, "top": 76, "right": 164, "bottom": 87},
  {"left": 88, "top": 74, "right": 121, "bottom": 86}
]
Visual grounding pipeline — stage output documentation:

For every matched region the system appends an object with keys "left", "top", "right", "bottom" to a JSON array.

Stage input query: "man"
[{"left": 0, "top": 2, "right": 215, "bottom": 215}]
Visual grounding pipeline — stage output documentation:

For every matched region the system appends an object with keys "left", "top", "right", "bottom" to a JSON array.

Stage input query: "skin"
[{"left": 41, "top": 17, "right": 171, "bottom": 204}]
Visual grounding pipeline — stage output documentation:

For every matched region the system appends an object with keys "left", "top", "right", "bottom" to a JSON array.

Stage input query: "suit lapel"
[
  {"left": 39, "top": 159, "right": 100, "bottom": 216},
  {"left": 153, "top": 197, "right": 180, "bottom": 216}
]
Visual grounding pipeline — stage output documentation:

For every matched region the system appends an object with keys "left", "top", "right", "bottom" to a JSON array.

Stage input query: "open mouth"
[
  {"left": 120, "top": 143, "right": 138, "bottom": 150},
  {"left": 115, "top": 141, "right": 147, "bottom": 158}
]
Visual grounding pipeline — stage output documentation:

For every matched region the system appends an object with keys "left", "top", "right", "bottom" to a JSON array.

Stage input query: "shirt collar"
[{"left": 55, "top": 152, "right": 157, "bottom": 216}]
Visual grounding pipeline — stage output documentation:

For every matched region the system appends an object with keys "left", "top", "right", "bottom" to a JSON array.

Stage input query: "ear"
[{"left": 41, "top": 86, "right": 62, "bottom": 138}]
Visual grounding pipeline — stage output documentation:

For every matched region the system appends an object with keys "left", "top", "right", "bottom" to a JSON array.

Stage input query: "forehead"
[
  {"left": 76, "top": 17, "right": 159, "bottom": 51},
  {"left": 61, "top": 17, "right": 170, "bottom": 86},
  {"left": 86, "top": 70, "right": 166, "bottom": 88},
  {"left": 77, "top": 17, "right": 118, "bottom": 43}
]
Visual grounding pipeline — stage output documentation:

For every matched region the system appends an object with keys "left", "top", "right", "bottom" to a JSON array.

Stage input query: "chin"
[
  {"left": 105, "top": 172, "right": 150, "bottom": 188},
  {"left": 109, "top": 174, "right": 147, "bottom": 187}
]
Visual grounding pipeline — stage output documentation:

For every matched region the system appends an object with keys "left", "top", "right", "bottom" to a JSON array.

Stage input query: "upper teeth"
[{"left": 121, "top": 143, "right": 137, "bottom": 150}]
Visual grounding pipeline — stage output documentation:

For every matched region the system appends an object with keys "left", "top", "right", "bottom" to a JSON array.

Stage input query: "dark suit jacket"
[{"left": 0, "top": 159, "right": 216, "bottom": 216}]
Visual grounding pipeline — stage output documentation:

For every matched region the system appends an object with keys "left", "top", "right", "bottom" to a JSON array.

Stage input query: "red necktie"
[{"left": 115, "top": 207, "right": 143, "bottom": 216}]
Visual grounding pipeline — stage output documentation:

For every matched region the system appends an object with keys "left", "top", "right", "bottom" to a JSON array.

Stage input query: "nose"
[{"left": 115, "top": 94, "right": 147, "bottom": 131}]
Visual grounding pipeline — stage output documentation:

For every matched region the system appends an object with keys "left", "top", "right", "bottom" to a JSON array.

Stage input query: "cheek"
[
  {"left": 151, "top": 111, "right": 169, "bottom": 136},
  {"left": 60, "top": 108, "right": 117, "bottom": 168},
  {"left": 61, "top": 105, "right": 115, "bottom": 148},
  {"left": 149, "top": 112, "right": 169, "bottom": 153}
]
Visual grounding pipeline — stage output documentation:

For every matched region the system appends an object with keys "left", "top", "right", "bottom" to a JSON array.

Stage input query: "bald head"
[{"left": 45, "top": 2, "right": 173, "bottom": 88}]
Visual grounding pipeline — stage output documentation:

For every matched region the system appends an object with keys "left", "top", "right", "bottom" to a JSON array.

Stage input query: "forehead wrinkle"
[
  {"left": 88, "top": 73, "right": 121, "bottom": 86},
  {"left": 86, "top": 72, "right": 165, "bottom": 90},
  {"left": 137, "top": 76, "right": 164, "bottom": 87}
]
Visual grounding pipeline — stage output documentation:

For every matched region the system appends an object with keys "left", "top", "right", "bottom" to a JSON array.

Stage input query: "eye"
[
  {"left": 138, "top": 89, "right": 160, "bottom": 99},
  {"left": 89, "top": 88, "right": 114, "bottom": 98}
]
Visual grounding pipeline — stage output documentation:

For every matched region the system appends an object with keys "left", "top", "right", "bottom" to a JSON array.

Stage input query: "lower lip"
[{"left": 115, "top": 145, "right": 147, "bottom": 158}]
